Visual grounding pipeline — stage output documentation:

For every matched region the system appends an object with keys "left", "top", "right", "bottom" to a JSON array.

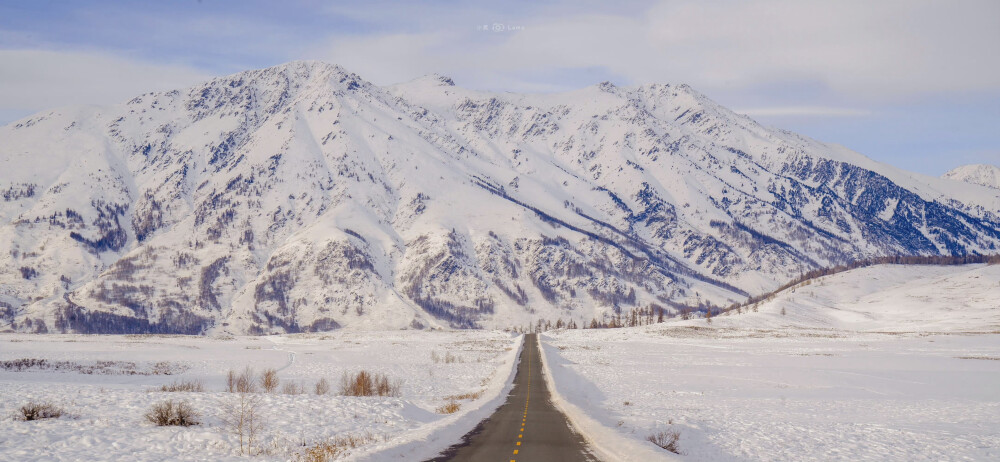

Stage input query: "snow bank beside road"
[{"left": 537, "top": 335, "right": 678, "bottom": 462}]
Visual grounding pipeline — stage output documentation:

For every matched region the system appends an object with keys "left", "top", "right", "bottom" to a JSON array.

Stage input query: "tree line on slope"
[{"left": 507, "top": 253, "right": 1000, "bottom": 332}]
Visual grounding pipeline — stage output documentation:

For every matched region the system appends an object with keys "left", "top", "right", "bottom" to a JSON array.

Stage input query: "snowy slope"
[
  {"left": 943, "top": 163, "right": 1000, "bottom": 190},
  {"left": 703, "top": 263, "right": 1000, "bottom": 332},
  {"left": 2, "top": 61, "right": 1000, "bottom": 334}
]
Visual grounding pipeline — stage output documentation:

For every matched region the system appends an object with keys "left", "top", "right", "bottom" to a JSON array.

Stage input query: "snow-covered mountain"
[
  {"left": 943, "top": 164, "right": 1000, "bottom": 190},
  {"left": 2, "top": 61, "right": 999, "bottom": 334}
]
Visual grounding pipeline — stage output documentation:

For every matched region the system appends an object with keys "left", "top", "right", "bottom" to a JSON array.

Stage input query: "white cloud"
[
  {"left": 316, "top": 0, "right": 1000, "bottom": 101},
  {"left": 0, "top": 49, "right": 211, "bottom": 123},
  {"left": 4, "top": 1, "right": 998, "bottom": 124}
]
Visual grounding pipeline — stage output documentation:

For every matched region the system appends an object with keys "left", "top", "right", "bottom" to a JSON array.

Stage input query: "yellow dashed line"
[{"left": 512, "top": 337, "right": 534, "bottom": 458}]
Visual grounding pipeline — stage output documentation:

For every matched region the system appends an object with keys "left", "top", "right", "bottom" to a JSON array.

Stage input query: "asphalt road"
[{"left": 429, "top": 333, "right": 599, "bottom": 462}]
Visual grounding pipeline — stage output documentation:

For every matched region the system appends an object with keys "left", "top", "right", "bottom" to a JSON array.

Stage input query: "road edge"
[
  {"left": 536, "top": 333, "right": 680, "bottom": 462},
  {"left": 349, "top": 332, "right": 525, "bottom": 461}
]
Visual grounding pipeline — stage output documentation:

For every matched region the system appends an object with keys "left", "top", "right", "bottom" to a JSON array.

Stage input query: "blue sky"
[{"left": 1, "top": 0, "right": 997, "bottom": 175}]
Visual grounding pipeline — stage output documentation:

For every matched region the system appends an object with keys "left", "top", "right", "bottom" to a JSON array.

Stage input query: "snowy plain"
[
  {"left": 541, "top": 264, "right": 1000, "bottom": 461},
  {"left": 0, "top": 330, "right": 520, "bottom": 461}
]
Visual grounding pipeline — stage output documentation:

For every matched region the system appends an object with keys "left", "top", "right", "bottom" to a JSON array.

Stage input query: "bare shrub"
[
  {"left": 160, "top": 379, "right": 204, "bottom": 392},
  {"left": 282, "top": 381, "right": 305, "bottom": 395},
  {"left": 260, "top": 368, "right": 279, "bottom": 393},
  {"left": 17, "top": 401, "right": 64, "bottom": 421},
  {"left": 436, "top": 400, "right": 460, "bottom": 414},
  {"left": 226, "top": 369, "right": 237, "bottom": 393},
  {"left": 647, "top": 429, "right": 681, "bottom": 454},
  {"left": 226, "top": 366, "right": 257, "bottom": 393},
  {"left": 145, "top": 400, "right": 200, "bottom": 426},
  {"left": 339, "top": 371, "right": 401, "bottom": 397},
  {"left": 221, "top": 391, "right": 266, "bottom": 455},
  {"left": 314, "top": 378, "right": 330, "bottom": 396},
  {"left": 375, "top": 375, "right": 400, "bottom": 397}
]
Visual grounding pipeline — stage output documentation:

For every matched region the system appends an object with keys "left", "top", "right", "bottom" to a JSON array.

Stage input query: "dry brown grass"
[
  {"left": 339, "top": 371, "right": 401, "bottom": 397},
  {"left": 296, "top": 432, "right": 379, "bottom": 462},
  {"left": 443, "top": 390, "right": 483, "bottom": 401},
  {"left": 436, "top": 400, "right": 461, "bottom": 414}
]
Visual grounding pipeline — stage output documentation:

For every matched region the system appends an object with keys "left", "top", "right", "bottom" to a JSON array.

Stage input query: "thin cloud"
[
  {"left": 737, "top": 107, "right": 873, "bottom": 118},
  {"left": 316, "top": 0, "right": 1000, "bottom": 100},
  {"left": 0, "top": 49, "right": 210, "bottom": 123}
]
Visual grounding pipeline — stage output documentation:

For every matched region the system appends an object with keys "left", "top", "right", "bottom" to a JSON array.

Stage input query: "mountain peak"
[
  {"left": 597, "top": 81, "right": 618, "bottom": 93},
  {"left": 399, "top": 73, "right": 458, "bottom": 88},
  {"left": 211, "top": 60, "right": 362, "bottom": 91},
  {"left": 266, "top": 60, "right": 349, "bottom": 75},
  {"left": 430, "top": 74, "right": 456, "bottom": 86},
  {"left": 943, "top": 164, "right": 1000, "bottom": 189}
]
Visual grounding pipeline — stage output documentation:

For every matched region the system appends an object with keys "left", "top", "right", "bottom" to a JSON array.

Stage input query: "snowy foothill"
[
  {"left": 539, "top": 264, "right": 1000, "bottom": 461},
  {"left": 0, "top": 330, "right": 521, "bottom": 461}
]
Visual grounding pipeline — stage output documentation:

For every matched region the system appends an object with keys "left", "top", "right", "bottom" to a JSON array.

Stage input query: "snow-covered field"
[
  {"left": 541, "top": 264, "right": 1000, "bottom": 461},
  {"left": 3, "top": 264, "right": 998, "bottom": 461},
  {"left": 0, "top": 330, "right": 520, "bottom": 461}
]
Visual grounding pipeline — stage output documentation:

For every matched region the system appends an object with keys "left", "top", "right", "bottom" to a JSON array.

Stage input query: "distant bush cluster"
[
  {"left": 223, "top": 366, "right": 339, "bottom": 397},
  {"left": 0, "top": 358, "right": 185, "bottom": 375},
  {"left": 431, "top": 351, "right": 461, "bottom": 364},
  {"left": 160, "top": 379, "right": 204, "bottom": 392},
  {"left": 339, "top": 370, "right": 401, "bottom": 397}
]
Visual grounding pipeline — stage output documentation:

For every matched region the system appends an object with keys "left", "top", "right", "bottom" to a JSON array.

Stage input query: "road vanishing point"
[{"left": 429, "top": 333, "right": 599, "bottom": 462}]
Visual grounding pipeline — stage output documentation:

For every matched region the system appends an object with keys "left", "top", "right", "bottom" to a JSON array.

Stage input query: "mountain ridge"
[{"left": 2, "top": 60, "right": 999, "bottom": 334}]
